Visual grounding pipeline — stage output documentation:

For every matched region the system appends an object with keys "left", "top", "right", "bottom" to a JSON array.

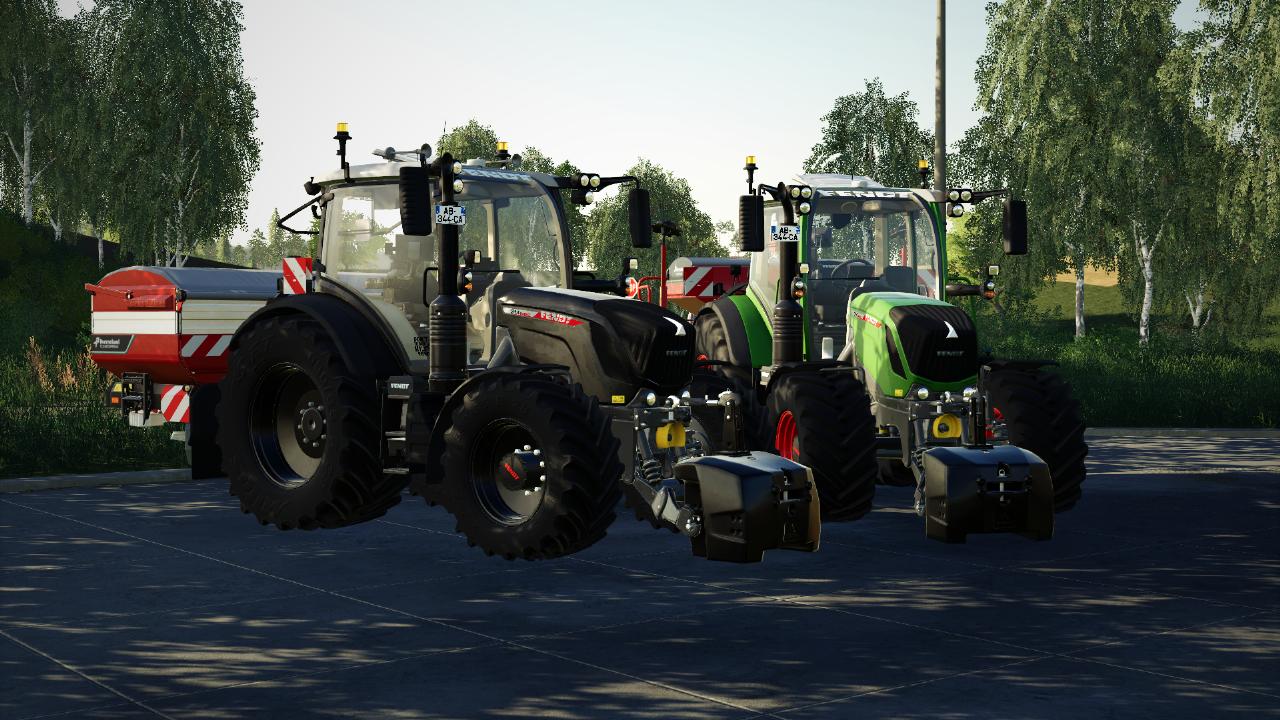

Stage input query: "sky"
[{"left": 56, "top": 0, "right": 1203, "bottom": 251}]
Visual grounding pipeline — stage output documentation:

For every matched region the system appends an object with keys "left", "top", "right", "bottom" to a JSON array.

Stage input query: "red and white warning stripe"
[
  {"left": 282, "top": 256, "right": 313, "bottom": 295},
  {"left": 180, "top": 334, "right": 232, "bottom": 358},
  {"left": 682, "top": 266, "right": 716, "bottom": 298},
  {"left": 159, "top": 384, "right": 190, "bottom": 423}
]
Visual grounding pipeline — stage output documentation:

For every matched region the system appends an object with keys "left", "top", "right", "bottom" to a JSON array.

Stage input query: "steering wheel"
[{"left": 826, "top": 258, "right": 874, "bottom": 280}]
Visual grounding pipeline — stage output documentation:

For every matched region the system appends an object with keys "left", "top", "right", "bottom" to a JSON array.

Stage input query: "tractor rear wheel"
[
  {"left": 435, "top": 373, "right": 622, "bottom": 560},
  {"left": 985, "top": 367, "right": 1088, "bottom": 512},
  {"left": 217, "top": 315, "right": 407, "bottom": 530},
  {"left": 877, "top": 459, "right": 916, "bottom": 487},
  {"left": 765, "top": 371, "right": 877, "bottom": 521}
]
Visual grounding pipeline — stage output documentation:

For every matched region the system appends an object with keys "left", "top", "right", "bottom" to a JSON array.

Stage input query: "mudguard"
[
  {"left": 675, "top": 451, "right": 821, "bottom": 563},
  {"left": 922, "top": 445, "right": 1054, "bottom": 543},
  {"left": 231, "top": 292, "right": 406, "bottom": 380},
  {"left": 698, "top": 295, "right": 772, "bottom": 369}
]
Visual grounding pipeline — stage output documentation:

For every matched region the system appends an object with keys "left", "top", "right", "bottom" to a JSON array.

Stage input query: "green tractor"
[{"left": 692, "top": 158, "right": 1087, "bottom": 542}]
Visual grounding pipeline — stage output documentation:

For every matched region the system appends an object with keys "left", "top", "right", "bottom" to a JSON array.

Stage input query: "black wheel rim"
[
  {"left": 249, "top": 362, "right": 325, "bottom": 488},
  {"left": 469, "top": 420, "right": 546, "bottom": 526}
]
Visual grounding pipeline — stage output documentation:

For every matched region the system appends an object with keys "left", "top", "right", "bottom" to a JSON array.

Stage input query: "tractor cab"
[
  {"left": 758, "top": 175, "right": 944, "bottom": 353},
  {"left": 307, "top": 160, "right": 572, "bottom": 368}
]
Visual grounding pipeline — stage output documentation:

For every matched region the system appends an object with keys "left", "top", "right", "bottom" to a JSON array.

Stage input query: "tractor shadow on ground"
[{"left": 1, "top": 442, "right": 1278, "bottom": 719}]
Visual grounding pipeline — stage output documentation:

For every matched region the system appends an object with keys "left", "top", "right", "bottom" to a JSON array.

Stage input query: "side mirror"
[
  {"left": 1003, "top": 198, "right": 1027, "bottom": 255},
  {"left": 739, "top": 194, "right": 764, "bottom": 252},
  {"left": 399, "top": 166, "right": 433, "bottom": 236},
  {"left": 628, "top": 188, "right": 652, "bottom": 249}
]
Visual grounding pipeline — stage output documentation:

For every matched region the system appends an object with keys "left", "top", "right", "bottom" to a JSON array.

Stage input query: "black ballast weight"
[
  {"left": 675, "top": 451, "right": 821, "bottom": 563},
  {"left": 921, "top": 445, "right": 1054, "bottom": 543}
]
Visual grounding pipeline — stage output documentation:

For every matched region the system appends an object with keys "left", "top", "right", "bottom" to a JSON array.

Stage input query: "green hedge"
[
  {"left": 0, "top": 215, "right": 184, "bottom": 477},
  {"left": 0, "top": 340, "right": 185, "bottom": 477},
  {"left": 977, "top": 311, "right": 1280, "bottom": 428}
]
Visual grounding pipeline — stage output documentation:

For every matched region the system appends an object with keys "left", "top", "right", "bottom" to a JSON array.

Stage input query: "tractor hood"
[
  {"left": 847, "top": 292, "right": 978, "bottom": 397},
  {"left": 496, "top": 287, "right": 694, "bottom": 401}
]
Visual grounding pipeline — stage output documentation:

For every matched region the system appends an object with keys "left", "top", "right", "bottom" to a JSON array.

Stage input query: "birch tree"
[
  {"left": 1181, "top": 0, "right": 1280, "bottom": 328},
  {"left": 90, "top": 0, "right": 260, "bottom": 264},
  {"left": 804, "top": 79, "right": 934, "bottom": 189},
  {"left": 965, "top": 0, "right": 1177, "bottom": 339},
  {"left": 0, "top": 0, "right": 72, "bottom": 226}
]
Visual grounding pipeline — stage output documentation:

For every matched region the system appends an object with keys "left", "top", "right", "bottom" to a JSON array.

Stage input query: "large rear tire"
[
  {"left": 216, "top": 315, "right": 406, "bottom": 530},
  {"left": 435, "top": 373, "right": 622, "bottom": 560},
  {"left": 877, "top": 459, "right": 916, "bottom": 487},
  {"left": 765, "top": 371, "right": 877, "bottom": 521},
  {"left": 985, "top": 367, "right": 1088, "bottom": 512}
]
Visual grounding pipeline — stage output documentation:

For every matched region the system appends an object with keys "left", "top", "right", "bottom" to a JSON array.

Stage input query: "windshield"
[
  {"left": 322, "top": 176, "right": 565, "bottom": 288},
  {"left": 808, "top": 193, "right": 940, "bottom": 299},
  {"left": 320, "top": 173, "right": 567, "bottom": 364}
]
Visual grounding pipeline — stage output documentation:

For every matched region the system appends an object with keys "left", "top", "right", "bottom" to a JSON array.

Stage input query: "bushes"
[
  {"left": 0, "top": 338, "right": 185, "bottom": 477},
  {"left": 976, "top": 310, "right": 1280, "bottom": 428}
]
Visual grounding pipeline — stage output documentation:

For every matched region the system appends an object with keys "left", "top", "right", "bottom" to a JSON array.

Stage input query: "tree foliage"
[
  {"left": 1175, "top": 0, "right": 1280, "bottom": 327},
  {"left": 436, "top": 119, "right": 500, "bottom": 164},
  {"left": 958, "top": 0, "right": 1190, "bottom": 344},
  {"left": 804, "top": 78, "right": 934, "bottom": 189},
  {"left": 88, "top": 0, "right": 260, "bottom": 264},
  {"left": 585, "top": 158, "right": 722, "bottom": 284},
  {"left": 0, "top": 0, "right": 77, "bottom": 225}
]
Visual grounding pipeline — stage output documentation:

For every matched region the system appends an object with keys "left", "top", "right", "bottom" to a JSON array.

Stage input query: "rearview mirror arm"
[{"left": 277, "top": 192, "right": 333, "bottom": 236}]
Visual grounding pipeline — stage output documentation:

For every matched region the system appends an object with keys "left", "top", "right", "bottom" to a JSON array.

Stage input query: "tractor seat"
[{"left": 849, "top": 266, "right": 917, "bottom": 299}]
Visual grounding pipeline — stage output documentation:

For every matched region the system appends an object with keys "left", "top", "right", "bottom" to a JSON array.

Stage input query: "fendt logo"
[
  {"left": 822, "top": 190, "right": 915, "bottom": 199},
  {"left": 503, "top": 306, "right": 584, "bottom": 327},
  {"left": 850, "top": 310, "right": 883, "bottom": 329}
]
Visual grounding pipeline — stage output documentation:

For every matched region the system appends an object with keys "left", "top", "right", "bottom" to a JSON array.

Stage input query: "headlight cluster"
[{"left": 788, "top": 185, "right": 814, "bottom": 214}]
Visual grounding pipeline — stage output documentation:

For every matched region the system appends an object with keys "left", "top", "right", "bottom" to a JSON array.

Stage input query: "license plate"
[
  {"left": 434, "top": 204, "right": 466, "bottom": 226},
  {"left": 771, "top": 224, "right": 800, "bottom": 243}
]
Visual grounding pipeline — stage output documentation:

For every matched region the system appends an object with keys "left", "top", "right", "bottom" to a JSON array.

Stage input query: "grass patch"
[
  {"left": 1032, "top": 281, "right": 1127, "bottom": 318},
  {"left": 0, "top": 339, "right": 185, "bottom": 478}
]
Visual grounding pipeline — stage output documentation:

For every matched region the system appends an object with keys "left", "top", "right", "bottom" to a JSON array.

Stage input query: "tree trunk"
[
  {"left": 94, "top": 225, "right": 104, "bottom": 268},
  {"left": 1185, "top": 284, "right": 1211, "bottom": 331},
  {"left": 1133, "top": 219, "right": 1164, "bottom": 348},
  {"left": 173, "top": 200, "right": 188, "bottom": 267},
  {"left": 1074, "top": 259, "right": 1087, "bottom": 339},
  {"left": 1138, "top": 249, "right": 1154, "bottom": 347},
  {"left": 20, "top": 112, "right": 33, "bottom": 225},
  {"left": 50, "top": 212, "right": 62, "bottom": 244}
]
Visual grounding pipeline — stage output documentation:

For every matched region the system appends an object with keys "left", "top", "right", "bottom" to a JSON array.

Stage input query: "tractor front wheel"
[
  {"left": 985, "top": 367, "right": 1088, "bottom": 512},
  {"left": 765, "top": 371, "right": 877, "bottom": 521},
  {"left": 435, "top": 374, "right": 622, "bottom": 560}
]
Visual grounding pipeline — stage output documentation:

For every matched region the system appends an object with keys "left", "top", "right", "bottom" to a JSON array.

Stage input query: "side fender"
[
  {"left": 697, "top": 295, "right": 772, "bottom": 369},
  {"left": 230, "top": 293, "right": 406, "bottom": 379}
]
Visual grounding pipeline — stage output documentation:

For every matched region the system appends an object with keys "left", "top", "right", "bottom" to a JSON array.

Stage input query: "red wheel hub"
[
  {"left": 986, "top": 406, "right": 1005, "bottom": 440},
  {"left": 775, "top": 410, "right": 799, "bottom": 460}
]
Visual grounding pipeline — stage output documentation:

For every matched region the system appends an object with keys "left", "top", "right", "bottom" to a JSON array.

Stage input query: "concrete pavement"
[{"left": 1, "top": 434, "right": 1276, "bottom": 719}]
